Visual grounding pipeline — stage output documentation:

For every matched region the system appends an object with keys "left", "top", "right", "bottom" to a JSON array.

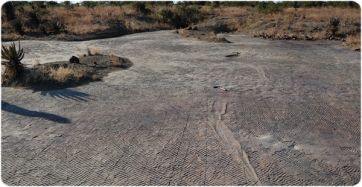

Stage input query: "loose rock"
[{"left": 69, "top": 56, "right": 80, "bottom": 63}]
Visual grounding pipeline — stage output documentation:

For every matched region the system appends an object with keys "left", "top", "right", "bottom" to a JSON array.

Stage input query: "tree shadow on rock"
[{"left": 1, "top": 101, "right": 70, "bottom": 124}]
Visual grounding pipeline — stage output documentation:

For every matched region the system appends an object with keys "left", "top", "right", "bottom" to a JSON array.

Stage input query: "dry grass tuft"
[
  {"left": 47, "top": 65, "right": 89, "bottom": 82},
  {"left": 34, "top": 56, "right": 41, "bottom": 66},
  {"left": 110, "top": 55, "right": 121, "bottom": 67},
  {"left": 73, "top": 67, "right": 88, "bottom": 79},
  {"left": 89, "top": 47, "right": 101, "bottom": 55},
  {"left": 124, "top": 18, "right": 172, "bottom": 32},
  {"left": 345, "top": 33, "right": 361, "bottom": 49},
  {"left": 215, "top": 6, "right": 250, "bottom": 17},
  {"left": 226, "top": 18, "right": 243, "bottom": 32},
  {"left": 92, "top": 75, "right": 101, "bottom": 81},
  {"left": 34, "top": 59, "right": 40, "bottom": 66},
  {"left": 2, "top": 33, "right": 23, "bottom": 41},
  {"left": 177, "top": 29, "right": 190, "bottom": 37},
  {"left": 49, "top": 66, "right": 73, "bottom": 82}
]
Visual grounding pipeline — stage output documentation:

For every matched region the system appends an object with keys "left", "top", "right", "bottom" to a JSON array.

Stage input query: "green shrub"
[
  {"left": 154, "top": 9, "right": 175, "bottom": 24},
  {"left": 329, "top": 17, "right": 340, "bottom": 36},
  {"left": 39, "top": 24, "right": 47, "bottom": 34},
  {"left": 82, "top": 1, "right": 98, "bottom": 10},
  {"left": 256, "top": 2, "right": 282, "bottom": 14},
  {"left": 10, "top": 19, "right": 24, "bottom": 35},
  {"left": 46, "top": 1, "right": 58, "bottom": 9},
  {"left": 132, "top": 1, "right": 151, "bottom": 15},
  {"left": 1, "top": 41, "right": 25, "bottom": 81},
  {"left": 28, "top": 10, "right": 39, "bottom": 24},
  {"left": 16, "top": 6, "right": 25, "bottom": 14},
  {"left": 210, "top": 2, "right": 219, "bottom": 9},
  {"left": 153, "top": 5, "right": 204, "bottom": 28},
  {"left": 132, "top": 2, "right": 145, "bottom": 12},
  {"left": 175, "top": 5, "right": 204, "bottom": 28},
  {"left": 49, "top": 20, "right": 61, "bottom": 33}
]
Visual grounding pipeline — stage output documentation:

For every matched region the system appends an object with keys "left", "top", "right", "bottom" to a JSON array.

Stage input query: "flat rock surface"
[{"left": 1, "top": 30, "right": 360, "bottom": 185}]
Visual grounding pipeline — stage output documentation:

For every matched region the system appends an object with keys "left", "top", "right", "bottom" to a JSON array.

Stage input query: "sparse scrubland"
[{"left": 1, "top": 1, "right": 360, "bottom": 50}]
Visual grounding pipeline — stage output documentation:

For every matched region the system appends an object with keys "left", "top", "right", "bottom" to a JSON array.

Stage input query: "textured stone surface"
[{"left": 2, "top": 31, "right": 360, "bottom": 185}]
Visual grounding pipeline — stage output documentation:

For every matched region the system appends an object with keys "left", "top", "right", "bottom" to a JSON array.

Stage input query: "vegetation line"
[{"left": 1, "top": 1, "right": 359, "bottom": 50}]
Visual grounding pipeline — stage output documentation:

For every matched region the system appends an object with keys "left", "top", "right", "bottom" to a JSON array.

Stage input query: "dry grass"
[
  {"left": 1, "top": 33, "right": 23, "bottom": 41},
  {"left": 24, "top": 64, "right": 89, "bottom": 84},
  {"left": 67, "top": 24, "right": 109, "bottom": 35},
  {"left": 110, "top": 55, "right": 121, "bottom": 67},
  {"left": 92, "top": 75, "right": 101, "bottom": 81},
  {"left": 3, "top": 4, "right": 360, "bottom": 49},
  {"left": 49, "top": 66, "right": 73, "bottom": 82},
  {"left": 124, "top": 17, "right": 172, "bottom": 32},
  {"left": 73, "top": 67, "right": 88, "bottom": 79},
  {"left": 214, "top": 6, "right": 251, "bottom": 17},
  {"left": 4, "top": 4, "right": 172, "bottom": 35},
  {"left": 34, "top": 56, "right": 41, "bottom": 66},
  {"left": 48, "top": 65, "right": 88, "bottom": 82},
  {"left": 226, "top": 18, "right": 243, "bottom": 32},
  {"left": 345, "top": 33, "right": 361, "bottom": 49},
  {"left": 90, "top": 47, "right": 101, "bottom": 55},
  {"left": 177, "top": 29, "right": 190, "bottom": 37}
]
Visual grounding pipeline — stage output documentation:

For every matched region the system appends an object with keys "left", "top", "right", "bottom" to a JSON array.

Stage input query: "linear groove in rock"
[{"left": 208, "top": 101, "right": 261, "bottom": 185}]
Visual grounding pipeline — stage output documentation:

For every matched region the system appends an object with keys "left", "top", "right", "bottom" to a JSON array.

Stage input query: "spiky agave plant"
[
  {"left": 1, "top": 41, "right": 25, "bottom": 81},
  {"left": 329, "top": 17, "right": 340, "bottom": 36}
]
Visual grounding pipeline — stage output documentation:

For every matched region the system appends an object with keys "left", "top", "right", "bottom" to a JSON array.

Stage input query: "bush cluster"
[
  {"left": 154, "top": 4, "right": 204, "bottom": 28},
  {"left": 256, "top": 2, "right": 282, "bottom": 14}
]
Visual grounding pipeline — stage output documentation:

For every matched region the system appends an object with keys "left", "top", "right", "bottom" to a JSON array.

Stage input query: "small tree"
[
  {"left": 1, "top": 41, "right": 25, "bottom": 81},
  {"left": 82, "top": 1, "right": 98, "bottom": 10},
  {"left": 154, "top": 9, "right": 175, "bottom": 24},
  {"left": 2, "top": 2, "right": 15, "bottom": 21}
]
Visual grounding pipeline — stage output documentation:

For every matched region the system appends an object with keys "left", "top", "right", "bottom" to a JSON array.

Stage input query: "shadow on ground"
[
  {"left": 37, "top": 89, "right": 93, "bottom": 102},
  {"left": 1, "top": 101, "right": 70, "bottom": 124}
]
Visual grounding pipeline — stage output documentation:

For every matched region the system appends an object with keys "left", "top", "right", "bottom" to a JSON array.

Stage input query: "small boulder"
[
  {"left": 69, "top": 56, "right": 80, "bottom": 63},
  {"left": 192, "top": 26, "right": 198, "bottom": 30}
]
